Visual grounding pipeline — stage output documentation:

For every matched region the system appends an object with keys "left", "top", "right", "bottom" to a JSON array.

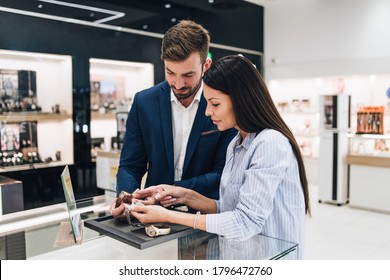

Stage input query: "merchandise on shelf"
[
  {"left": 348, "top": 134, "right": 390, "bottom": 157},
  {"left": 0, "top": 121, "right": 44, "bottom": 167},
  {"left": 90, "top": 79, "right": 132, "bottom": 113},
  {"left": 356, "top": 106, "right": 384, "bottom": 134},
  {"left": 276, "top": 99, "right": 311, "bottom": 113},
  {"left": 0, "top": 69, "right": 43, "bottom": 113}
]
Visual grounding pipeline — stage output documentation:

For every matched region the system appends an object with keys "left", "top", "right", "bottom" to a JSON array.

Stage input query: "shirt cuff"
[{"left": 206, "top": 213, "right": 221, "bottom": 235}]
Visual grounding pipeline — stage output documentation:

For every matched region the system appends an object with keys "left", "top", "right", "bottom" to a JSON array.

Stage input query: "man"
[{"left": 112, "top": 20, "right": 236, "bottom": 217}]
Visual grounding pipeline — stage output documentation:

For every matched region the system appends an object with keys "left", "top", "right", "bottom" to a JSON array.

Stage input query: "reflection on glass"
[{"left": 178, "top": 231, "right": 298, "bottom": 260}]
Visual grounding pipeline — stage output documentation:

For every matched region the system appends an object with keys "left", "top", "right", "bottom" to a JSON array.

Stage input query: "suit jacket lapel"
[
  {"left": 183, "top": 95, "right": 207, "bottom": 173},
  {"left": 159, "top": 83, "right": 175, "bottom": 177}
]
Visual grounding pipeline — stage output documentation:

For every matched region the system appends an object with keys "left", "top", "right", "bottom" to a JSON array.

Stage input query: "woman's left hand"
[{"left": 131, "top": 204, "right": 170, "bottom": 224}]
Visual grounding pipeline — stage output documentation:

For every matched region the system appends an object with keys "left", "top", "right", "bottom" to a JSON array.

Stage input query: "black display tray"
[{"left": 84, "top": 215, "right": 195, "bottom": 250}]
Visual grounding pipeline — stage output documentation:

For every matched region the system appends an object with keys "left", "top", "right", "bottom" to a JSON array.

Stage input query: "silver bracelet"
[
  {"left": 125, "top": 202, "right": 143, "bottom": 227},
  {"left": 193, "top": 211, "right": 201, "bottom": 229},
  {"left": 124, "top": 205, "right": 132, "bottom": 224}
]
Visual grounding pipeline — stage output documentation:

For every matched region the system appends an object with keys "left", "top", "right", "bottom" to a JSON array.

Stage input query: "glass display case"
[
  {"left": 347, "top": 134, "right": 390, "bottom": 213},
  {"left": 348, "top": 133, "right": 390, "bottom": 158},
  {"left": 0, "top": 195, "right": 299, "bottom": 260}
]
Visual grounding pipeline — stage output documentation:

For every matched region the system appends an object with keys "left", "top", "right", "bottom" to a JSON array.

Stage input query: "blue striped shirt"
[{"left": 206, "top": 129, "right": 305, "bottom": 259}]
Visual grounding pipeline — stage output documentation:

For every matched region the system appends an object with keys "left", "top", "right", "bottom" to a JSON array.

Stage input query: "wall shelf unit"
[
  {"left": 89, "top": 58, "right": 154, "bottom": 154},
  {"left": 0, "top": 49, "right": 73, "bottom": 171}
]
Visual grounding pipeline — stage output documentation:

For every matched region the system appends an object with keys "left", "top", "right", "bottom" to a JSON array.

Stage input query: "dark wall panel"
[
  {"left": 0, "top": 5, "right": 263, "bottom": 208},
  {"left": 0, "top": 12, "right": 165, "bottom": 85}
]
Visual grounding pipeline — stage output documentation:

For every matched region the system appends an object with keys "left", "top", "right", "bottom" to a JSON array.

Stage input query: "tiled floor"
[{"left": 305, "top": 185, "right": 390, "bottom": 259}]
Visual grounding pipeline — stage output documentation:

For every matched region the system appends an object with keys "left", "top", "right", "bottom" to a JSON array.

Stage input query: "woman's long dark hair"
[{"left": 203, "top": 55, "right": 310, "bottom": 215}]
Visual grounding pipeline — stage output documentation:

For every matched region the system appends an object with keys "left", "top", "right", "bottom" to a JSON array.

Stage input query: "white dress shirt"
[
  {"left": 206, "top": 129, "right": 306, "bottom": 259},
  {"left": 170, "top": 84, "right": 203, "bottom": 181}
]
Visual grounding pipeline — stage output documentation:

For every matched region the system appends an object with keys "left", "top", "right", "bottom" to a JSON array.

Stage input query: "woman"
[{"left": 129, "top": 55, "right": 310, "bottom": 259}]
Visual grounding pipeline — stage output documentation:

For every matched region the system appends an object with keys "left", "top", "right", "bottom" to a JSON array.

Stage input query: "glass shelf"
[
  {"left": 0, "top": 112, "right": 71, "bottom": 122},
  {"left": 0, "top": 161, "right": 73, "bottom": 173}
]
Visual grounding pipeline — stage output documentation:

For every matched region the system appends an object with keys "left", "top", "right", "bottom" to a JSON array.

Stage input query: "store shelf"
[
  {"left": 278, "top": 110, "right": 319, "bottom": 115},
  {"left": 302, "top": 155, "right": 319, "bottom": 160},
  {"left": 0, "top": 112, "right": 72, "bottom": 122},
  {"left": 293, "top": 131, "right": 319, "bottom": 138},
  {"left": 0, "top": 161, "right": 73, "bottom": 173},
  {"left": 89, "top": 58, "right": 154, "bottom": 153},
  {"left": 91, "top": 111, "right": 116, "bottom": 120},
  {"left": 346, "top": 154, "right": 390, "bottom": 168}
]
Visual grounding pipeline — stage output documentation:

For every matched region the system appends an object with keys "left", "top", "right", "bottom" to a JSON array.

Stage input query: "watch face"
[{"left": 146, "top": 226, "right": 157, "bottom": 237}]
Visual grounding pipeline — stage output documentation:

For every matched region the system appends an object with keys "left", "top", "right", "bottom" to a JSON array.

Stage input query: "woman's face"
[{"left": 204, "top": 83, "right": 237, "bottom": 131}]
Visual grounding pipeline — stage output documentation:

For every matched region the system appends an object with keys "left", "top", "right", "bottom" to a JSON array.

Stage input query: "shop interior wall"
[
  {"left": 0, "top": 5, "right": 263, "bottom": 209},
  {"left": 264, "top": 0, "right": 390, "bottom": 79},
  {"left": 263, "top": 0, "right": 390, "bottom": 187}
]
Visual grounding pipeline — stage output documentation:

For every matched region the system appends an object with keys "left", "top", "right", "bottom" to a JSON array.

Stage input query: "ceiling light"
[
  {"left": 37, "top": 0, "right": 125, "bottom": 23},
  {"left": 165, "top": 4, "right": 171, "bottom": 9},
  {"left": 142, "top": 25, "right": 148, "bottom": 30},
  {"left": 208, "top": 0, "right": 214, "bottom": 3},
  {"left": 171, "top": 18, "right": 176, "bottom": 22}
]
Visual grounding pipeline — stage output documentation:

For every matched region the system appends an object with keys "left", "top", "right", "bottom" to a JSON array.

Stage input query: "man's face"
[{"left": 164, "top": 52, "right": 211, "bottom": 102}]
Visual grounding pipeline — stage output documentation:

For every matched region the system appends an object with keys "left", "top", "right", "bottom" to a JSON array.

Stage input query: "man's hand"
[
  {"left": 110, "top": 190, "right": 137, "bottom": 219},
  {"left": 132, "top": 185, "right": 170, "bottom": 205},
  {"left": 110, "top": 199, "right": 126, "bottom": 219}
]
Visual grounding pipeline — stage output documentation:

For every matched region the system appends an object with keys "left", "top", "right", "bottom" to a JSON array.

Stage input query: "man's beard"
[{"left": 171, "top": 77, "right": 202, "bottom": 100}]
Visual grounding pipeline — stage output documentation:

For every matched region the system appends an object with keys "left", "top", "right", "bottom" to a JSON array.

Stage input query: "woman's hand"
[
  {"left": 131, "top": 204, "right": 170, "bottom": 224},
  {"left": 153, "top": 184, "right": 191, "bottom": 207}
]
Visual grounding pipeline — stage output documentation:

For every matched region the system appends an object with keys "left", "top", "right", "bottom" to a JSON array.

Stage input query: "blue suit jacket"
[{"left": 116, "top": 81, "right": 236, "bottom": 199}]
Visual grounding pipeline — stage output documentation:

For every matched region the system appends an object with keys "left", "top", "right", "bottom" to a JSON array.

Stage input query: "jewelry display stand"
[
  {"left": 84, "top": 215, "right": 195, "bottom": 250},
  {"left": 53, "top": 221, "right": 83, "bottom": 247}
]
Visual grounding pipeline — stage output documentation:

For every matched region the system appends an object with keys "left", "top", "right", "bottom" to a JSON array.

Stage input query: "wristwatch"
[
  {"left": 115, "top": 191, "right": 132, "bottom": 208},
  {"left": 145, "top": 224, "right": 171, "bottom": 237}
]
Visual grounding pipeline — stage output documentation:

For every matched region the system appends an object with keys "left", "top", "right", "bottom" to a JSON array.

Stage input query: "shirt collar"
[
  {"left": 233, "top": 132, "right": 258, "bottom": 150},
  {"left": 170, "top": 82, "right": 203, "bottom": 107}
]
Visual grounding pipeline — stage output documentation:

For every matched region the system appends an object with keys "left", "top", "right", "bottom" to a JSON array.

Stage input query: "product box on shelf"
[{"left": 356, "top": 106, "right": 384, "bottom": 135}]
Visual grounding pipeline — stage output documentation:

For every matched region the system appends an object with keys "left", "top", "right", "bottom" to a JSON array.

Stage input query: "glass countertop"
[
  {"left": 0, "top": 195, "right": 298, "bottom": 260},
  {"left": 178, "top": 231, "right": 298, "bottom": 260}
]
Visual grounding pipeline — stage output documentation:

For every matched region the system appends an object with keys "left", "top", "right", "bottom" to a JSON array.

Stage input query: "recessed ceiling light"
[
  {"left": 171, "top": 18, "right": 176, "bottom": 22},
  {"left": 165, "top": 4, "right": 171, "bottom": 9},
  {"left": 38, "top": 4, "right": 43, "bottom": 8},
  {"left": 89, "top": 12, "right": 95, "bottom": 17},
  {"left": 142, "top": 25, "right": 148, "bottom": 30},
  {"left": 208, "top": 0, "right": 214, "bottom": 3}
]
